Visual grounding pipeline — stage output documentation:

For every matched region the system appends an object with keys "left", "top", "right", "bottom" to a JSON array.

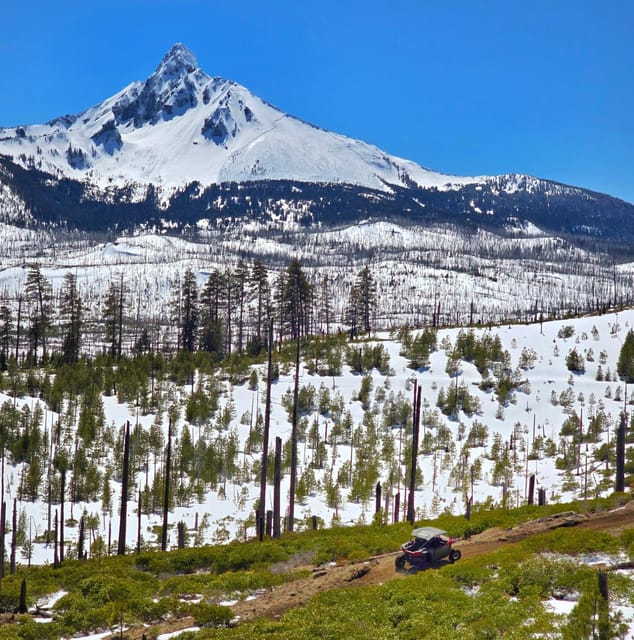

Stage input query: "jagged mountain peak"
[
  {"left": 1, "top": 43, "right": 482, "bottom": 193},
  {"left": 147, "top": 43, "right": 206, "bottom": 96},
  {"left": 158, "top": 43, "right": 200, "bottom": 75},
  {"left": 111, "top": 43, "right": 212, "bottom": 128}
]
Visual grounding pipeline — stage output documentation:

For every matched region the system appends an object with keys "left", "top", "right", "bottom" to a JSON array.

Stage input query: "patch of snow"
[{"left": 157, "top": 628, "right": 200, "bottom": 640}]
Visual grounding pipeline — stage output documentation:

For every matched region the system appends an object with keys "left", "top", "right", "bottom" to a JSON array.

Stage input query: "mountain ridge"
[
  {"left": 0, "top": 43, "right": 479, "bottom": 194},
  {"left": 0, "top": 43, "right": 633, "bottom": 243}
]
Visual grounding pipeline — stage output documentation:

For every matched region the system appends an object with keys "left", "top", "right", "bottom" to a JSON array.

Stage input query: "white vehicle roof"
[{"left": 411, "top": 527, "right": 447, "bottom": 540}]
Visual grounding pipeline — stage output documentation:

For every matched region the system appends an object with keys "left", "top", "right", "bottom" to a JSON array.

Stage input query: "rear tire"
[
  {"left": 395, "top": 553, "right": 407, "bottom": 572},
  {"left": 448, "top": 549, "right": 461, "bottom": 563}
]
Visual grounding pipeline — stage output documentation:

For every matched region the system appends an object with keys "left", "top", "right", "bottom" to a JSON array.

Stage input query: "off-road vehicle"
[{"left": 395, "top": 526, "right": 461, "bottom": 571}]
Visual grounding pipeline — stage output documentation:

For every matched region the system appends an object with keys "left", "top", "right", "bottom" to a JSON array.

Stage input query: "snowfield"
[
  {"left": 0, "top": 221, "right": 632, "bottom": 334},
  {"left": 1, "top": 308, "right": 633, "bottom": 565}
]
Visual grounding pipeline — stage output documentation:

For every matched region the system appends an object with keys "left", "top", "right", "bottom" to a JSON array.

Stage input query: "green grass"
[{"left": 0, "top": 495, "right": 630, "bottom": 639}]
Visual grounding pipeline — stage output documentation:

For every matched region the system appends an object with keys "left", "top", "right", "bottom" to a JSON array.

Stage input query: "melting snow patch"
[
  {"left": 70, "top": 631, "right": 118, "bottom": 640},
  {"left": 219, "top": 598, "right": 239, "bottom": 606},
  {"left": 244, "top": 593, "right": 260, "bottom": 601},
  {"left": 179, "top": 594, "right": 203, "bottom": 604},
  {"left": 36, "top": 590, "right": 68, "bottom": 610},
  {"left": 542, "top": 552, "right": 629, "bottom": 567},
  {"left": 544, "top": 598, "right": 578, "bottom": 616},
  {"left": 157, "top": 628, "right": 200, "bottom": 640}
]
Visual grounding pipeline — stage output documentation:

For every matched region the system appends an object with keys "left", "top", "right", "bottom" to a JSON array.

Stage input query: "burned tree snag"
[
  {"left": 407, "top": 381, "right": 422, "bottom": 524},
  {"left": 161, "top": 418, "right": 172, "bottom": 552},
  {"left": 258, "top": 321, "right": 274, "bottom": 541},
  {"left": 117, "top": 421, "right": 130, "bottom": 555},
  {"left": 288, "top": 335, "right": 301, "bottom": 532},
  {"left": 273, "top": 436, "right": 282, "bottom": 538}
]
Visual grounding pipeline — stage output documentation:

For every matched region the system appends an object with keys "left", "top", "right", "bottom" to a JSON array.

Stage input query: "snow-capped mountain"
[
  {"left": 0, "top": 44, "right": 478, "bottom": 193},
  {"left": 0, "top": 43, "right": 633, "bottom": 242}
]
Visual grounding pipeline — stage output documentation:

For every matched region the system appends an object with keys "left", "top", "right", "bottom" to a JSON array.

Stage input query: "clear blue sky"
[{"left": 1, "top": 0, "right": 632, "bottom": 203}]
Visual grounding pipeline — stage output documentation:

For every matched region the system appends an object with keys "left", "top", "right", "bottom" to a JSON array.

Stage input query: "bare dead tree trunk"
[
  {"left": 15, "top": 296, "right": 21, "bottom": 362},
  {"left": 117, "top": 421, "right": 130, "bottom": 555},
  {"left": 137, "top": 486, "right": 142, "bottom": 554},
  {"left": 615, "top": 412, "right": 626, "bottom": 493},
  {"left": 60, "top": 469, "right": 66, "bottom": 563},
  {"left": 273, "top": 436, "right": 282, "bottom": 538},
  {"left": 598, "top": 569, "right": 609, "bottom": 600},
  {"left": 53, "top": 510, "right": 59, "bottom": 568},
  {"left": 527, "top": 474, "right": 536, "bottom": 506},
  {"left": 77, "top": 515, "right": 85, "bottom": 560},
  {"left": 177, "top": 521, "right": 185, "bottom": 549},
  {"left": 258, "top": 321, "right": 274, "bottom": 541},
  {"left": 375, "top": 482, "right": 382, "bottom": 518},
  {"left": 288, "top": 335, "right": 300, "bottom": 532},
  {"left": 10, "top": 498, "right": 16, "bottom": 574},
  {"left": 46, "top": 429, "right": 53, "bottom": 545},
  {"left": 407, "top": 381, "right": 421, "bottom": 524},
  {"left": 161, "top": 418, "right": 172, "bottom": 552},
  {"left": 17, "top": 578, "right": 27, "bottom": 614},
  {"left": 0, "top": 500, "right": 5, "bottom": 579},
  {"left": 117, "top": 273, "right": 124, "bottom": 358}
]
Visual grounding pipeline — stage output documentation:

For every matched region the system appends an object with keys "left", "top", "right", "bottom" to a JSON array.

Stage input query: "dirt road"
[
  {"left": 232, "top": 502, "right": 634, "bottom": 624},
  {"left": 107, "top": 502, "right": 634, "bottom": 638}
]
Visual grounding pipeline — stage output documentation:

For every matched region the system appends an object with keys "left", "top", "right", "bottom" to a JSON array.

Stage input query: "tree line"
[{"left": 0, "top": 259, "right": 377, "bottom": 367}]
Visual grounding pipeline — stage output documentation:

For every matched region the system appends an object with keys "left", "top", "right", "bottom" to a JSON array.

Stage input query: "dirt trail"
[
  {"left": 231, "top": 502, "right": 634, "bottom": 624},
  {"left": 95, "top": 502, "right": 634, "bottom": 638}
]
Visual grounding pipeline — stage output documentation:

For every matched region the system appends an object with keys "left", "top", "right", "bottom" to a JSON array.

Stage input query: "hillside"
[
  {"left": 1, "top": 223, "right": 634, "bottom": 338},
  {"left": 0, "top": 308, "right": 633, "bottom": 567},
  {"left": 0, "top": 298, "right": 632, "bottom": 639},
  {"left": 0, "top": 501, "right": 632, "bottom": 639}
]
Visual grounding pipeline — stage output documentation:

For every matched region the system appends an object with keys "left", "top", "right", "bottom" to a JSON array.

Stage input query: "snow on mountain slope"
[
  {"left": 2, "top": 307, "right": 634, "bottom": 565},
  {"left": 0, "top": 44, "right": 483, "bottom": 194}
]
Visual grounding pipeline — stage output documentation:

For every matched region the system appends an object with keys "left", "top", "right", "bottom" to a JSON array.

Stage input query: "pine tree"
[
  {"left": 355, "top": 266, "right": 377, "bottom": 335},
  {"left": 177, "top": 268, "right": 199, "bottom": 352},
  {"left": 233, "top": 260, "right": 249, "bottom": 354},
  {"left": 117, "top": 422, "right": 130, "bottom": 555},
  {"left": 345, "top": 282, "right": 361, "bottom": 340},
  {"left": 161, "top": 419, "right": 172, "bottom": 551},
  {"left": 617, "top": 329, "right": 634, "bottom": 382},
  {"left": 103, "top": 274, "right": 126, "bottom": 358},
  {"left": 199, "top": 269, "right": 226, "bottom": 356},
  {"left": 288, "top": 335, "right": 301, "bottom": 531},
  {"left": 566, "top": 347, "right": 585, "bottom": 374},
  {"left": 250, "top": 260, "right": 270, "bottom": 349},
  {"left": 60, "top": 273, "right": 83, "bottom": 364},
  {"left": 280, "top": 259, "right": 313, "bottom": 341},
  {"left": 224, "top": 267, "right": 234, "bottom": 355},
  {"left": 0, "top": 305, "right": 12, "bottom": 371},
  {"left": 346, "top": 267, "right": 377, "bottom": 337},
  {"left": 24, "top": 264, "right": 53, "bottom": 364},
  {"left": 318, "top": 273, "right": 333, "bottom": 335}
]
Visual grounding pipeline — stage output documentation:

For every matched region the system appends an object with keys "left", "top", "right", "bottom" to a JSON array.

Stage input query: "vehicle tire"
[
  {"left": 395, "top": 553, "right": 407, "bottom": 572},
  {"left": 448, "top": 549, "right": 461, "bottom": 563}
]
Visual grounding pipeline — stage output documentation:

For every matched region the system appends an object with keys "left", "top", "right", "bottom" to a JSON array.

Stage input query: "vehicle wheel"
[
  {"left": 448, "top": 549, "right": 461, "bottom": 563},
  {"left": 395, "top": 553, "right": 407, "bottom": 572}
]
